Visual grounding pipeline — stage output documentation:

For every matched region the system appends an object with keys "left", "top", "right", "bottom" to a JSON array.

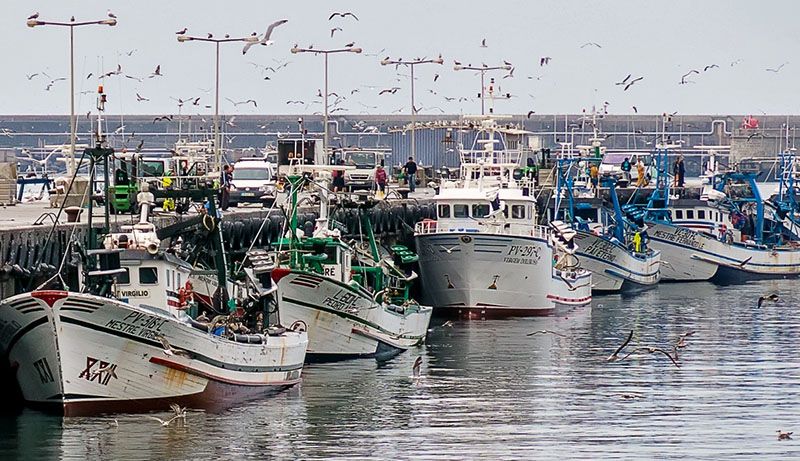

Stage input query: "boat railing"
[{"left": 415, "top": 219, "right": 551, "bottom": 240}]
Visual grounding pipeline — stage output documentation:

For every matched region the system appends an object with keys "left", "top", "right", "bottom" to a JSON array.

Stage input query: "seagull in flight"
[
  {"left": 148, "top": 65, "right": 162, "bottom": 78},
  {"left": 136, "top": 93, "right": 149, "bottom": 102},
  {"left": 480, "top": 38, "right": 487, "bottom": 48},
  {"left": 146, "top": 413, "right": 182, "bottom": 427},
  {"left": 540, "top": 56, "right": 551, "bottom": 66},
  {"left": 766, "top": 62, "right": 789, "bottom": 73},
  {"left": 411, "top": 356, "right": 422, "bottom": 380},
  {"left": 580, "top": 42, "right": 602, "bottom": 48},
  {"left": 624, "top": 76, "right": 643, "bottom": 91},
  {"left": 329, "top": 11, "right": 359, "bottom": 21},
  {"left": 606, "top": 330, "right": 633, "bottom": 361},
  {"left": 158, "top": 335, "right": 189, "bottom": 356},
  {"left": 226, "top": 98, "right": 257, "bottom": 108},
  {"left": 680, "top": 69, "right": 699, "bottom": 84},
  {"left": 330, "top": 27, "right": 342, "bottom": 37},
  {"left": 378, "top": 87, "right": 401, "bottom": 95},
  {"left": 242, "top": 19, "right": 289, "bottom": 55},
  {"left": 526, "top": 330, "right": 566, "bottom": 337},
  {"left": 703, "top": 64, "right": 719, "bottom": 71}
]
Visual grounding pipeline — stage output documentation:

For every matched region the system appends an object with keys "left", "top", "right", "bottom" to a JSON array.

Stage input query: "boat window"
[
  {"left": 453, "top": 204, "right": 469, "bottom": 218},
  {"left": 511, "top": 204, "right": 526, "bottom": 219},
  {"left": 698, "top": 210, "right": 705, "bottom": 219},
  {"left": 676, "top": 210, "right": 683, "bottom": 219},
  {"left": 472, "top": 204, "right": 490, "bottom": 218},
  {"left": 437, "top": 204, "right": 451, "bottom": 218},
  {"left": 139, "top": 267, "right": 159, "bottom": 285},
  {"left": 686, "top": 210, "right": 694, "bottom": 219},
  {"left": 503, "top": 206, "right": 509, "bottom": 218},
  {"left": 177, "top": 273, "right": 181, "bottom": 288},
  {"left": 116, "top": 268, "right": 130, "bottom": 285}
]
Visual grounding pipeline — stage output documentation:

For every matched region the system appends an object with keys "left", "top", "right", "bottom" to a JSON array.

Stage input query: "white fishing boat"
[
  {"left": 273, "top": 167, "right": 432, "bottom": 361},
  {"left": 0, "top": 95, "right": 307, "bottom": 415},
  {"left": 552, "top": 139, "right": 661, "bottom": 292},
  {"left": 625, "top": 143, "right": 800, "bottom": 283},
  {"left": 414, "top": 116, "right": 592, "bottom": 317}
]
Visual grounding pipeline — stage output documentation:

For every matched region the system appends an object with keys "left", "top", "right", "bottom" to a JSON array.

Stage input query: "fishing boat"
[
  {"left": 624, "top": 143, "right": 800, "bottom": 283},
  {"left": 0, "top": 91, "right": 307, "bottom": 415},
  {"left": 414, "top": 116, "right": 592, "bottom": 317},
  {"left": 552, "top": 138, "right": 661, "bottom": 292},
  {"left": 272, "top": 166, "right": 432, "bottom": 361}
]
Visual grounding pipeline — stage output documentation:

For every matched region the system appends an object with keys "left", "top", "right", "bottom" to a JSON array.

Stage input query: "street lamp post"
[
  {"left": 290, "top": 46, "right": 362, "bottom": 156},
  {"left": 453, "top": 64, "right": 512, "bottom": 115},
  {"left": 178, "top": 34, "right": 259, "bottom": 174},
  {"left": 380, "top": 56, "right": 444, "bottom": 160},
  {"left": 27, "top": 16, "right": 117, "bottom": 177}
]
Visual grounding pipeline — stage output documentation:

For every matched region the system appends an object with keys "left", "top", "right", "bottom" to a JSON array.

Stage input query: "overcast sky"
[{"left": 2, "top": 0, "right": 800, "bottom": 117}]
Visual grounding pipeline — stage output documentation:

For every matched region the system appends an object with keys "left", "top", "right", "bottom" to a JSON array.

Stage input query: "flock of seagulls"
[{"left": 20, "top": 9, "right": 800, "bottom": 120}]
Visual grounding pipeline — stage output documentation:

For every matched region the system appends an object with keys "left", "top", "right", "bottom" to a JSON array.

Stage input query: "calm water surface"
[{"left": 2, "top": 280, "right": 800, "bottom": 460}]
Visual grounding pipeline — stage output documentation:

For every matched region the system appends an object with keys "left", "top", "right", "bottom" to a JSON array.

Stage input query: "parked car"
[{"left": 229, "top": 159, "right": 276, "bottom": 207}]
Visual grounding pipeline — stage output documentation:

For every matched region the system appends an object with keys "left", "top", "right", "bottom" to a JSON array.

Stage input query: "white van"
[{"left": 229, "top": 159, "right": 276, "bottom": 207}]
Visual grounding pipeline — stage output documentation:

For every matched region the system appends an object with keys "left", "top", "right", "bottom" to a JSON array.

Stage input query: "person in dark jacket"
[{"left": 403, "top": 157, "right": 418, "bottom": 193}]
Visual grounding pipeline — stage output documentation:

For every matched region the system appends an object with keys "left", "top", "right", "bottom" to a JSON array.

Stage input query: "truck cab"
[{"left": 341, "top": 149, "right": 389, "bottom": 191}]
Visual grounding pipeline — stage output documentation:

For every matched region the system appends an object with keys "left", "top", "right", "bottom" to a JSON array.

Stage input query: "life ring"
[{"left": 289, "top": 320, "right": 307, "bottom": 332}]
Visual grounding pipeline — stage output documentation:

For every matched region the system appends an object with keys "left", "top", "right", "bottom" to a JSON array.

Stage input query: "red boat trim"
[
  {"left": 547, "top": 294, "right": 592, "bottom": 303},
  {"left": 150, "top": 356, "right": 301, "bottom": 387}
]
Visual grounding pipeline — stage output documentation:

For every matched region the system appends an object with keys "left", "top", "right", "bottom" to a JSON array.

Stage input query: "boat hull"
[
  {"left": 276, "top": 271, "right": 432, "bottom": 361},
  {"left": 415, "top": 232, "right": 591, "bottom": 318},
  {"left": 572, "top": 231, "right": 661, "bottom": 292},
  {"left": 647, "top": 222, "right": 800, "bottom": 282},
  {"left": 0, "top": 291, "right": 307, "bottom": 416}
]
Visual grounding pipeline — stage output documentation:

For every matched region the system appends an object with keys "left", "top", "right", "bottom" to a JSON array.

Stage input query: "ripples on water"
[{"left": 2, "top": 281, "right": 800, "bottom": 460}]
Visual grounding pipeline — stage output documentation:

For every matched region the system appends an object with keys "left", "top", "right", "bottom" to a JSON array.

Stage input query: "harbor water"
[{"left": 1, "top": 279, "right": 799, "bottom": 460}]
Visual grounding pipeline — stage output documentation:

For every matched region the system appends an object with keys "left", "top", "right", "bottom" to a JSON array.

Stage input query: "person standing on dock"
[
  {"left": 621, "top": 157, "right": 632, "bottom": 182},
  {"left": 375, "top": 164, "right": 387, "bottom": 198},
  {"left": 635, "top": 159, "right": 647, "bottom": 187},
  {"left": 332, "top": 159, "right": 346, "bottom": 192},
  {"left": 403, "top": 157, "right": 418, "bottom": 193},
  {"left": 221, "top": 164, "right": 233, "bottom": 211}
]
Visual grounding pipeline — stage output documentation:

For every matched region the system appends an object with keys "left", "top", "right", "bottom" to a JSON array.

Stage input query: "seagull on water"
[
  {"left": 757, "top": 293, "right": 780, "bottom": 307},
  {"left": 778, "top": 430, "right": 793, "bottom": 440}
]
